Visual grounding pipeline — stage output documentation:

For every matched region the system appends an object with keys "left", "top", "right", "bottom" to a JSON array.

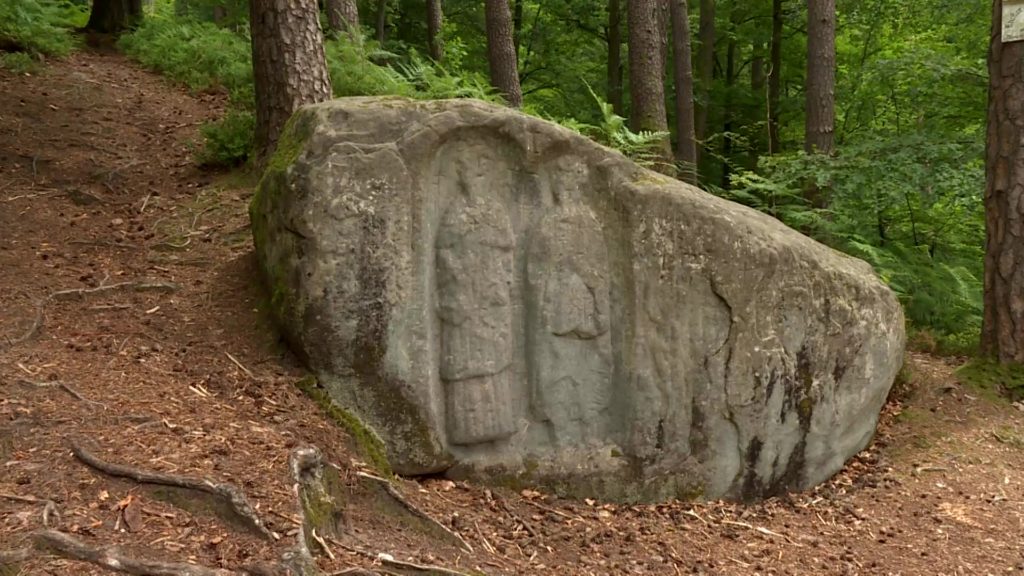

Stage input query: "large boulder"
[{"left": 250, "top": 97, "right": 905, "bottom": 502}]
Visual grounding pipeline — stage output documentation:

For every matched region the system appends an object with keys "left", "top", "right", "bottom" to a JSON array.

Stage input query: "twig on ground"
[
  {"left": 0, "top": 279, "right": 179, "bottom": 351},
  {"left": 496, "top": 497, "right": 538, "bottom": 539},
  {"left": 356, "top": 472, "right": 473, "bottom": 553},
  {"left": 719, "top": 520, "right": 801, "bottom": 546},
  {"left": 225, "top": 351, "right": 255, "bottom": 379},
  {"left": 0, "top": 492, "right": 59, "bottom": 527},
  {"left": 15, "top": 378, "right": 100, "bottom": 406},
  {"left": 70, "top": 441, "right": 276, "bottom": 541},
  {"left": 32, "top": 530, "right": 244, "bottom": 576},
  {"left": 311, "top": 528, "right": 336, "bottom": 561},
  {"left": 522, "top": 498, "right": 583, "bottom": 522},
  {"left": 331, "top": 540, "right": 474, "bottom": 576}
]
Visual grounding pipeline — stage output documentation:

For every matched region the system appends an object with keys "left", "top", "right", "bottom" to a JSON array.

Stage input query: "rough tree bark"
[
  {"left": 670, "top": 0, "right": 698, "bottom": 182},
  {"left": 804, "top": 0, "right": 835, "bottom": 207},
  {"left": 983, "top": 0, "right": 1024, "bottom": 363},
  {"left": 694, "top": 0, "right": 715, "bottom": 164},
  {"left": 250, "top": 0, "right": 333, "bottom": 166},
  {"left": 607, "top": 0, "right": 624, "bottom": 115},
  {"left": 376, "top": 0, "right": 388, "bottom": 43},
  {"left": 768, "top": 0, "right": 783, "bottom": 153},
  {"left": 325, "top": 0, "right": 359, "bottom": 40},
  {"left": 426, "top": 0, "right": 444, "bottom": 61},
  {"left": 484, "top": 0, "right": 523, "bottom": 107},
  {"left": 85, "top": 0, "right": 142, "bottom": 34},
  {"left": 805, "top": 0, "right": 835, "bottom": 156},
  {"left": 627, "top": 0, "right": 673, "bottom": 173},
  {"left": 513, "top": 0, "right": 524, "bottom": 55}
]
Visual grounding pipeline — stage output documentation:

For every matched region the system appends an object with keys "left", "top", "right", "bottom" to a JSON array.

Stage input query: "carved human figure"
[
  {"left": 436, "top": 153, "right": 517, "bottom": 446},
  {"left": 526, "top": 156, "right": 612, "bottom": 446}
]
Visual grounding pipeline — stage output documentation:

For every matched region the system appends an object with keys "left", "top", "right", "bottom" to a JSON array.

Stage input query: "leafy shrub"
[
  {"left": 727, "top": 131, "right": 984, "bottom": 345},
  {"left": 197, "top": 109, "right": 254, "bottom": 167},
  {"left": 119, "top": 3, "right": 254, "bottom": 106},
  {"left": 1, "top": 51, "right": 39, "bottom": 73},
  {"left": 0, "top": 0, "right": 87, "bottom": 58}
]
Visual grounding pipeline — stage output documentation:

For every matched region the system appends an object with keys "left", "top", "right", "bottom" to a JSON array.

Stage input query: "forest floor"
[{"left": 2, "top": 50, "right": 1024, "bottom": 576}]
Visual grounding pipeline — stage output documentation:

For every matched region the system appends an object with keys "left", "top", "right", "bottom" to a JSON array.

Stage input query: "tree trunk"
[
  {"left": 749, "top": 41, "right": 766, "bottom": 168},
  {"left": 86, "top": 0, "right": 142, "bottom": 34},
  {"left": 325, "top": 0, "right": 359, "bottom": 40},
  {"left": 768, "top": 0, "right": 782, "bottom": 154},
  {"left": 250, "top": 0, "right": 333, "bottom": 166},
  {"left": 426, "top": 0, "right": 443, "bottom": 61},
  {"left": 376, "top": 0, "right": 388, "bottom": 44},
  {"left": 513, "top": 0, "right": 524, "bottom": 56},
  {"left": 983, "top": 0, "right": 1024, "bottom": 362},
  {"left": 720, "top": 5, "right": 736, "bottom": 189},
  {"left": 804, "top": 0, "right": 835, "bottom": 208},
  {"left": 670, "top": 0, "right": 697, "bottom": 182},
  {"left": 694, "top": 0, "right": 714, "bottom": 153},
  {"left": 805, "top": 0, "right": 835, "bottom": 156},
  {"left": 607, "top": 0, "right": 624, "bottom": 115},
  {"left": 628, "top": 0, "right": 673, "bottom": 172},
  {"left": 484, "top": 0, "right": 523, "bottom": 107}
]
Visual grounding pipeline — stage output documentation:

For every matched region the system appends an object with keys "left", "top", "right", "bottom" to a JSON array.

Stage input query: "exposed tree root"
[
  {"left": 1, "top": 279, "right": 179, "bottom": 351},
  {"left": 70, "top": 441, "right": 276, "bottom": 541},
  {"left": 353, "top": 472, "right": 473, "bottom": 553},
  {"left": 32, "top": 530, "right": 245, "bottom": 576}
]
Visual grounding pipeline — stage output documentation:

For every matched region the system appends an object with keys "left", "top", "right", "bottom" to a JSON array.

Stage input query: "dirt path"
[{"left": 2, "top": 51, "right": 1024, "bottom": 576}]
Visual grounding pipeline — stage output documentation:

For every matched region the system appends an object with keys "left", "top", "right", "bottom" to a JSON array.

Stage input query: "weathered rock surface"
[{"left": 250, "top": 97, "right": 905, "bottom": 502}]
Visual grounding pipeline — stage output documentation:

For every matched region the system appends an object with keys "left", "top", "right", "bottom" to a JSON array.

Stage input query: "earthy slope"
[{"left": 1, "top": 51, "right": 1023, "bottom": 576}]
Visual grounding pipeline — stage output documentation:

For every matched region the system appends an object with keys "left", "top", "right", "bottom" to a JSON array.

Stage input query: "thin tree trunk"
[
  {"left": 768, "top": 0, "right": 783, "bottom": 154},
  {"left": 694, "top": 0, "right": 715, "bottom": 166},
  {"left": 426, "top": 0, "right": 443, "bottom": 61},
  {"left": 326, "top": 0, "right": 359, "bottom": 40},
  {"left": 484, "top": 0, "right": 523, "bottom": 107},
  {"left": 670, "top": 0, "right": 697, "bottom": 182},
  {"left": 250, "top": 0, "right": 332, "bottom": 166},
  {"left": 982, "top": 0, "right": 1024, "bottom": 362},
  {"left": 513, "top": 0, "right": 524, "bottom": 55},
  {"left": 804, "top": 0, "right": 835, "bottom": 207},
  {"left": 607, "top": 0, "right": 624, "bottom": 115},
  {"left": 376, "top": 0, "right": 388, "bottom": 44},
  {"left": 628, "top": 0, "right": 673, "bottom": 173},
  {"left": 750, "top": 41, "right": 766, "bottom": 168},
  {"left": 86, "top": 0, "right": 142, "bottom": 34},
  {"left": 805, "top": 0, "right": 835, "bottom": 156},
  {"left": 720, "top": 5, "right": 736, "bottom": 189}
]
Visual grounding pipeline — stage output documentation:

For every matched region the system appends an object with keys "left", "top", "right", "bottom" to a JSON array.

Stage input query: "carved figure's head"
[{"left": 547, "top": 155, "right": 588, "bottom": 204}]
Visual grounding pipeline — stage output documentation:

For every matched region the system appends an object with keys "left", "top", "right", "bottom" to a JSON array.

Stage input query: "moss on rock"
[{"left": 295, "top": 376, "right": 393, "bottom": 476}]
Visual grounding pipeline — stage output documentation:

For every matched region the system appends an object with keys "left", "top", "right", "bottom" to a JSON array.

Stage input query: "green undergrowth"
[
  {"left": 294, "top": 376, "right": 392, "bottom": 476},
  {"left": 955, "top": 358, "right": 1024, "bottom": 403},
  {"left": 0, "top": 0, "right": 87, "bottom": 68}
]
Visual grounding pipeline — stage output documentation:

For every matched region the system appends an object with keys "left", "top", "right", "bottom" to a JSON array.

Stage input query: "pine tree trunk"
[
  {"left": 513, "top": 0, "right": 524, "bottom": 56},
  {"left": 768, "top": 0, "right": 783, "bottom": 154},
  {"left": 426, "top": 0, "right": 443, "bottom": 61},
  {"left": 750, "top": 40, "right": 766, "bottom": 167},
  {"left": 670, "top": 0, "right": 697, "bottom": 183},
  {"left": 805, "top": 0, "right": 835, "bottom": 156},
  {"left": 983, "top": 0, "right": 1024, "bottom": 362},
  {"left": 376, "top": 0, "right": 388, "bottom": 43},
  {"left": 607, "top": 0, "right": 624, "bottom": 115},
  {"left": 250, "top": 0, "right": 333, "bottom": 166},
  {"left": 86, "top": 0, "right": 142, "bottom": 34},
  {"left": 326, "top": 0, "right": 359, "bottom": 40},
  {"left": 484, "top": 0, "right": 523, "bottom": 107},
  {"left": 804, "top": 0, "right": 835, "bottom": 208},
  {"left": 628, "top": 0, "right": 673, "bottom": 173},
  {"left": 720, "top": 5, "right": 736, "bottom": 189},
  {"left": 694, "top": 0, "right": 714, "bottom": 164}
]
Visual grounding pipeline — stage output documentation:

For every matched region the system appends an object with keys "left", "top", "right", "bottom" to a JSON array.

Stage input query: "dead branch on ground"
[
  {"left": 331, "top": 540, "right": 474, "bottom": 576},
  {"left": 70, "top": 441, "right": 276, "bottom": 541},
  {"left": 15, "top": 378, "right": 103, "bottom": 407}
]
